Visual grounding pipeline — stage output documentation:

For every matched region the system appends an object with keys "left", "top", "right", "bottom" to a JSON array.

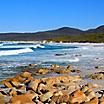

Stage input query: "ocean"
[{"left": 0, "top": 42, "right": 104, "bottom": 80}]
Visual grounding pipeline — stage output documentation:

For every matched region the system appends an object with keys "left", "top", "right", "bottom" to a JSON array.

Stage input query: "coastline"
[
  {"left": 0, "top": 41, "right": 104, "bottom": 103},
  {"left": 1, "top": 40, "right": 104, "bottom": 44},
  {"left": 0, "top": 64, "right": 104, "bottom": 103}
]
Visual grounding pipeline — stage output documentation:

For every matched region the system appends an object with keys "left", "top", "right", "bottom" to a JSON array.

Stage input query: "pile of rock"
[
  {"left": 32, "top": 64, "right": 81, "bottom": 75},
  {"left": 0, "top": 64, "right": 103, "bottom": 104},
  {"left": 87, "top": 71, "right": 104, "bottom": 80},
  {"left": 52, "top": 64, "right": 81, "bottom": 73},
  {"left": 0, "top": 70, "right": 104, "bottom": 104}
]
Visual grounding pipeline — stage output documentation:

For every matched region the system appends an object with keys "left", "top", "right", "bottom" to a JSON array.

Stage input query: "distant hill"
[{"left": 0, "top": 25, "right": 104, "bottom": 42}]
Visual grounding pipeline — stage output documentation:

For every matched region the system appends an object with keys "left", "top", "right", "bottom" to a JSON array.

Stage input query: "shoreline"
[
  {"left": 1, "top": 40, "right": 104, "bottom": 44},
  {"left": 0, "top": 42, "right": 104, "bottom": 103}
]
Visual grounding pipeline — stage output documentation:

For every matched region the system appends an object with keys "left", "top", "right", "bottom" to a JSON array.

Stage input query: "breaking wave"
[
  {"left": 0, "top": 44, "right": 45, "bottom": 49},
  {"left": 45, "top": 57, "right": 79, "bottom": 63},
  {"left": 0, "top": 48, "right": 34, "bottom": 56}
]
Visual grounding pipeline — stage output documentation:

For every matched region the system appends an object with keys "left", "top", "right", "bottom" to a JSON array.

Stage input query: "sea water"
[{"left": 0, "top": 42, "right": 104, "bottom": 80}]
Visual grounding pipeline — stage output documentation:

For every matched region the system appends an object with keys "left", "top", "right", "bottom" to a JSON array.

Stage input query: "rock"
[
  {"left": 95, "top": 66, "right": 100, "bottom": 69},
  {"left": 70, "top": 69, "right": 81, "bottom": 73},
  {"left": 26, "top": 90, "right": 38, "bottom": 99},
  {"left": 20, "top": 71, "right": 31, "bottom": 78},
  {"left": 4, "top": 96, "right": 12, "bottom": 103},
  {"left": 33, "top": 100, "right": 43, "bottom": 104},
  {"left": 17, "top": 85, "right": 26, "bottom": 90},
  {"left": 75, "top": 54, "right": 82, "bottom": 57},
  {"left": 87, "top": 83, "right": 102, "bottom": 89},
  {"left": 85, "top": 89, "right": 96, "bottom": 101},
  {"left": 0, "top": 95, "right": 5, "bottom": 104},
  {"left": 67, "top": 65, "right": 73, "bottom": 69},
  {"left": 28, "top": 64, "right": 38, "bottom": 68},
  {"left": 9, "top": 88, "right": 17, "bottom": 96},
  {"left": 2, "top": 79, "right": 13, "bottom": 88},
  {"left": 50, "top": 101, "right": 56, "bottom": 104},
  {"left": 81, "top": 85, "right": 89, "bottom": 93},
  {"left": 45, "top": 76, "right": 81, "bottom": 86},
  {"left": 10, "top": 78, "right": 20, "bottom": 87},
  {"left": 99, "top": 96, "right": 104, "bottom": 104},
  {"left": 23, "top": 76, "right": 33, "bottom": 85},
  {"left": 15, "top": 75, "right": 26, "bottom": 83},
  {"left": 50, "top": 64, "right": 64, "bottom": 71},
  {"left": 83, "top": 97, "right": 98, "bottom": 104},
  {"left": 40, "top": 91, "right": 53, "bottom": 102},
  {"left": 34, "top": 68, "right": 49, "bottom": 75},
  {"left": 55, "top": 53, "right": 67, "bottom": 56},
  {"left": 0, "top": 70, "right": 100, "bottom": 104},
  {"left": 87, "top": 71, "right": 104, "bottom": 80},
  {"left": 67, "top": 83, "right": 80, "bottom": 94},
  {"left": 29, "top": 79, "right": 41, "bottom": 91},
  {"left": 0, "top": 88, "right": 9, "bottom": 96},
  {"left": 95, "top": 66, "right": 101, "bottom": 69},
  {"left": 69, "top": 90, "right": 87, "bottom": 103},
  {"left": 55, "top": 69, "right": 71, "bottom": 74},
  {"left": 51, "top": 91, "right": 69, "bottom": 103},
  {"left": 9, "top": 90, "right": 36, "bottom": 104},
  {"left": 51, "top": 64, "right": 60, "bottom": 69},
  {"left": 37, "top": 83, "right": 48, "bottom": 94},
  {"left": 96, "top": 90, "right": 104, "bottom": 98}
]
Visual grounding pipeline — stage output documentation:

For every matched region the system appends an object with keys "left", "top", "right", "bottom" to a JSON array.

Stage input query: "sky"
[{"left": 0, "top": 0, "right": 104, "bottom": 32}]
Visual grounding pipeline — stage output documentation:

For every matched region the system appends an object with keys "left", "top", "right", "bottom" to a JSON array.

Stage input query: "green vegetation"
[
  {"left": 47, "top": 34, "right": 104, "bottom": 43},
  {"left": 0, "top": 26, "right": 104, "bottom": 42}
]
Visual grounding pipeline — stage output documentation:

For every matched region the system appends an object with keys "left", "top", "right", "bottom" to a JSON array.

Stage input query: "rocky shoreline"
[{"left": 0, "top": 64, "right": 104, "bottom": 104}]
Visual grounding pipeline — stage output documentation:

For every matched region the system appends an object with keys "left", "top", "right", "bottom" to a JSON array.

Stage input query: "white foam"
[
  {"left": 0, "top": 44, "right": 45, "bottom": 49},
  {"left": 33, "top": 44, "right": 45, "bottom": 48},
  {"left": 79, "top": 47, "right": 89, "bottom": 50},
  {"left": 0, "top": 48, "right": 33, "bottom": 56},
  {"left": 68, "top": 57, "right": 79, "bottom": 62},
  {"left": 0, "top": 43, "right": 3, "bottom": 47},
  {"left": 44, "top": 57, "right": 79, "bottom": 63}
]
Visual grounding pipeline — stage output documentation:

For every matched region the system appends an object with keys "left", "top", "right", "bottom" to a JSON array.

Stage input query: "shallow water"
[{"left": 0, "top": 42, "right": 104, "bottom": 80}]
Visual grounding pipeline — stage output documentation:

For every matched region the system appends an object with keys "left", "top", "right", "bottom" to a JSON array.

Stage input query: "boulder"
[
  {"left": 99, "top": 96, "right": 104, "bottom": 104},
  {"left": 51, "top": 64, "right": 60, "bottom": 69},
  {"left": 67, "top": 65, "right": 73, "bottom": 69},
  {"left": 28, "top": 64, "right": 38, "bottom": 68},
  {"left": 88, "top": 71, "right": 104, "bottom": 80},
  {"left": 87, "top": 83, "right": 102, "bottom": 89},
  {"left": 85, "top": 90, "right": 96, "bottom": 102},
  {"left": 70, "top": 69, "right": 81, "bottom": 73},
  {"left": 9, "top": 90, "right": 36, "bottom": 104},
  {"left": 0, "top": 95, "right": 5, "bottom": 104},
  {"left": 51, "top": 91, "right": 69, "bottom": 103},
  {"left": 34, "top": 68, "right": 49, "bottom": 75},
  {"left": 69, "top": 90, "right": 87, "bottom": 103},
  {"left": 20, "top": 71, "right": 31, "bottom": 78},
  {"left": 81, "top": 85, "right": 89, "bottom": 93},
  {"left": 10, "top": 78, "right": 20, "bottom": 87},
  {"left": 37, "top": 83, "right": 48, "bottom": 94},
  {"left": 9, "top": 88, "right": 17, "bottom": 96},
  {"left": 29, "top": 79, "right": 41, "bottom": 91},
  {"left": 55, "top": 69, "right": 71, "bottom": 74},
  {"left": 15, "top": 75, "right": 26, "bottom": 83},
  {"left": 50, "top": 64, "right": 64, "bottom": 71},
  {"left": 40, "top": 91, "right": 53, "bottom": 102},
  {"left": 2, "top": 80, "right": 13, "bottom": 88},
  {"left": 83, "top": 97, "right": 98, "bottom": 104}
]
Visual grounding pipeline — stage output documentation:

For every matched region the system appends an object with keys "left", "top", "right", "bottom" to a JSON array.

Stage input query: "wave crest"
[{"left": 0, "top": 48, "right": 33, "bottom": 56}]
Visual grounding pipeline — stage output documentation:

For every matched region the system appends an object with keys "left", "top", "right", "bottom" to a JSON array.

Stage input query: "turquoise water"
[{"left": 0, "top": 42, "right": 104, "bottom": 80}]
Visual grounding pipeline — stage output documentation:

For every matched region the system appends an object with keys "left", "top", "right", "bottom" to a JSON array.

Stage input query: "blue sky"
[{"left": 0, "top": 0, "right": 104, "bottom": 32}]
